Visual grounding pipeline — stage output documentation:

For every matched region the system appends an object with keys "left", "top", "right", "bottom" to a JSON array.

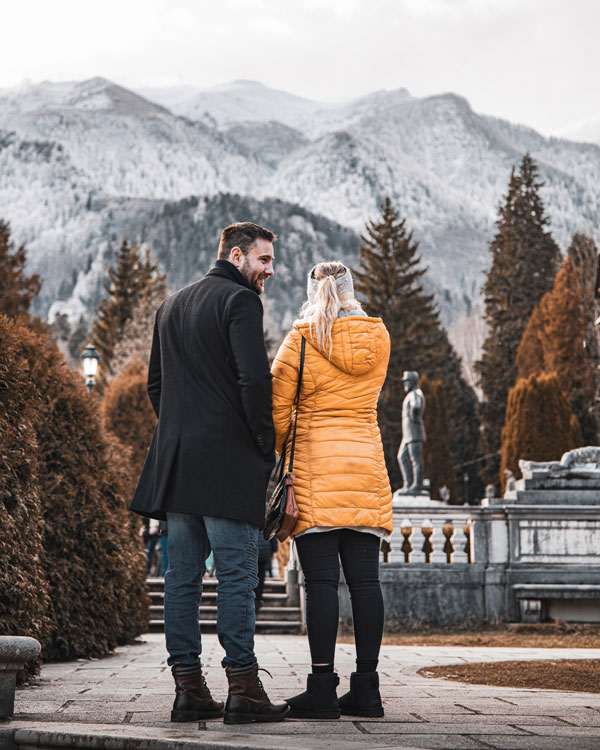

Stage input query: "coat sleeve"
[
  {"left": 227, "top": 289, "right": 275, "bottom": 458},
  {"left": 271, "top": 330, "right": 301, "bottom": 456},
  {"left": 147, "top": 311, "right": 162, "bottom": 418}
]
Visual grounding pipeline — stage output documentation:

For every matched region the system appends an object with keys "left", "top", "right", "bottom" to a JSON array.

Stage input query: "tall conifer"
[
  {"left": 91, "top": 240, "right": 164, "bottom": 387},
  {"left": 354, "top": 198, "right": 481, "bottom": 500},
  {"left": 476, "top": 154, "right": 561, "bottom": 485},
  {"left": 516, "top": 233, "right": 598, "bottom": 444},
  {"left": 0, "top": 220, "right": 41, "bottom": 320}
]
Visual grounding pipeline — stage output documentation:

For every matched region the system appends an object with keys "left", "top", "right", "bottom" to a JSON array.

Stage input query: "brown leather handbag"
[{"left": 264, "top": 336, "right": 305, "bottom": 542}]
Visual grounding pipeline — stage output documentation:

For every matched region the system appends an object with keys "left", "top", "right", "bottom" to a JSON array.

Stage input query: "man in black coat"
[{"left": 130, "top": 222, "right": 289, "bottom": 725}]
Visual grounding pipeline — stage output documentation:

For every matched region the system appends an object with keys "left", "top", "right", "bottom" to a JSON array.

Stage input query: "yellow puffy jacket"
[{"left": 271, "top": 315, "right": 393, "bottom": 536}]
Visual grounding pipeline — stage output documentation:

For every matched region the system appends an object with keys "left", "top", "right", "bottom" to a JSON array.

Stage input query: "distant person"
[
  {"left": 271, "top": 261, "right": 392, "bottom": 719},
  {"left": 130, "top": 222, "right": 289, "bottom": 725}
]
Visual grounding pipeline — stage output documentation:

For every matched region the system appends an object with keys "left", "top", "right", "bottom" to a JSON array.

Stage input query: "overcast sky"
[{"left": 2, "top": 0, "right": 598, "bottom": 135}]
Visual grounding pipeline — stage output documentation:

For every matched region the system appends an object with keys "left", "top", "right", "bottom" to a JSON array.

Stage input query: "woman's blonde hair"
[{"left": 299, "top": 261, "right": 361, "bottom": 355}]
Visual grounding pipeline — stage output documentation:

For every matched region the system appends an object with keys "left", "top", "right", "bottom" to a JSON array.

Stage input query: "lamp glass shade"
[{"left": 81, "top": 346, "right": 100, "bottom": 378}]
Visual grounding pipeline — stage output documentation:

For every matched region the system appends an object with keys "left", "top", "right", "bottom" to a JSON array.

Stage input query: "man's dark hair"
[{"left": 218, "top": 222, "right": 276, "bottom": 259}]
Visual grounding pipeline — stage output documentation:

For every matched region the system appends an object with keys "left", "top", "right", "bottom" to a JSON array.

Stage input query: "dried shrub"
[
  {"left": 0, "top": 317, "right": 52, "bottom": 675},
  {"left": 421, "top": 375, "right": 457, "bottom": 502},
  {"left": 500, "top": 373, "right": 581, "bottom": 493},
  {"left": 102, "top": 358, "right": 156, "bottom": 480},
  {"left": 0, "top": 315, "right": 149, "bottom": 663}
]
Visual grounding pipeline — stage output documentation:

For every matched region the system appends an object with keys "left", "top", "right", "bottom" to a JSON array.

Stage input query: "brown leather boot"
[
  {"left": 171, "top": 664, "right": 224, "bottom": 722},
  {"left": 224, "top": 664, "right": 290, "bottom": 724}
]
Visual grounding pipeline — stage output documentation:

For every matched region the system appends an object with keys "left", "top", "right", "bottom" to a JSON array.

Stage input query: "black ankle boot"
[
  {"left": 339, "top": 672, "right": 384, "bottom": 717},
  {"left": 286, "top": 672, "right": 340, "bottom": 719}
]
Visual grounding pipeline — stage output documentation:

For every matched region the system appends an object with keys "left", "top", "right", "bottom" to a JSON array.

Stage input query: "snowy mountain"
[
  {"left": 1, "top": 76, "right": 599, "bottom": 337},
  {"left": 556, "top": 116, "right": 600, "bottom": 146}
]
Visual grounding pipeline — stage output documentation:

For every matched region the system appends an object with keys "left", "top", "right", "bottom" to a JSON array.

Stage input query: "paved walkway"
[{"left": 9, "top": 633, "right": 600, "bottom": 750}]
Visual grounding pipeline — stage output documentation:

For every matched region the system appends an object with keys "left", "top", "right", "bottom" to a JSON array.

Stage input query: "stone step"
[
  {"left": 149, "top": 605, "right": 301, "bottom": 621},
  {"left": 146, "top": 576, "right": 286, "bottom": 593},
  {"left": 148, "top": 619, "right": 303, "bottom": 634},
  {"left": 149, "top": 590, "right": 289, "bottom": 606}
]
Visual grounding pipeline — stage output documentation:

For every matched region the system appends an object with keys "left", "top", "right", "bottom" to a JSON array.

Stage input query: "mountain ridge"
[{"left": 1, "top": 76, "right": 598, "bottom": 337}]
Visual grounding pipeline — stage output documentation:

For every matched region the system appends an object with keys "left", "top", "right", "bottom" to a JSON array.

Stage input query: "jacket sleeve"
[
  {"left": 271, "top": 330, "right": 301, "bottom": 456},
  {"left": 227, "top": 289, "right": 275, "bottom": 457},
  {"left": 147, "top": 311, "right": 162, "bottom": 418}
]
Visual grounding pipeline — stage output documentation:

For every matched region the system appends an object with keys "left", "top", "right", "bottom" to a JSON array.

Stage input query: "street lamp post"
[{"left": 81, "top": 344, "right": 100, "bottom": 393}]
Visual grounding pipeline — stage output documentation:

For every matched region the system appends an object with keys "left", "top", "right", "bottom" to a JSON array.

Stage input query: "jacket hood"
[{"left": 294, "top": 316, "right": 388, "bottom": 375}]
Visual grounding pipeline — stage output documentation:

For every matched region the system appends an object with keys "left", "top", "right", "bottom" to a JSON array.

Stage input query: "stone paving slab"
[{"left": 9, "top": 634, "right": 600, "bottom": 750}]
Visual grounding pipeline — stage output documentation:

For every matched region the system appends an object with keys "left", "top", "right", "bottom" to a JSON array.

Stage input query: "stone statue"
[
  {"left": 397, "top": 371, "right": 426, "bottom": 494},
  {"left": 503, "top": 469, "right": 516, "bottom": 497}
]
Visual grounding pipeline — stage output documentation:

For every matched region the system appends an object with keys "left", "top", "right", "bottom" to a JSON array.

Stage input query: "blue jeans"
[{"left": 165, "top": 512, "right": 259, "bottom": 669}]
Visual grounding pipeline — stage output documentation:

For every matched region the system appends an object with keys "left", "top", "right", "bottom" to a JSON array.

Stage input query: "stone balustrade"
[{"left": 337, "top": 448, "right": 600, "bottom": 629}]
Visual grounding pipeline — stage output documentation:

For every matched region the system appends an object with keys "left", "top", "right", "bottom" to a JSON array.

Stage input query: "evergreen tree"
[
  {"left": 111, "top": 250, "right": 167, "bottom": 377},
  {"left": 476, "top": 154, "right": 561, "bottom": 484},
  {"left": 516, "top": 233, "right": 598, "bottom": 444},
  {"left": 500, "top": 373, "right": 581, "bottom": 492},
  {"left": 420, "top": 375, "right": 457, "bottom": 501},
  {"left": 91, "top": 241, "right": 164, "bottom": 387},
  {"left": 0, "top": 220, "right": 41, "bottom": 320},
  {"left": 354, "top": 198, "right": 481, "bottom": 500},
  {"left": 68, "top": 316, "right": 90, "bottom": 365}
]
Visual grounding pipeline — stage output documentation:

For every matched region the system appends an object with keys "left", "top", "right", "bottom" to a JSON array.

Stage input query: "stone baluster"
[
  {"left": 380, "top": 539, "right": 391, "bottom": 563},
  {"left": 421, "top": 519, "right": 434, "bottom": 563},
  {"left": 442, "top": 521, "right": 455, "bottom": 564},
  {"left": 463, "top": 519, "right": 473, "bottom": 563},
  {"left": 400, "top": 518, "right": 413, "bottom": 563}
]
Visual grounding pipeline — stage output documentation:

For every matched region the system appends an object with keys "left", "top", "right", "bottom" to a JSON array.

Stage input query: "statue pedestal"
[{"left": 392, "top": 488, "right": 447, "bottom": 508}]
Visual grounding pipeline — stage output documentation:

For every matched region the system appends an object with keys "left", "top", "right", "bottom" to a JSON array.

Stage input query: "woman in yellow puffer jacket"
[{"left": 271, "top": 261, "right": 392, "bottom": 720}]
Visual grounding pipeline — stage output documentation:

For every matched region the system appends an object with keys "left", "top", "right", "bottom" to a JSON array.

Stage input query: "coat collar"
[{"left": 206, "top": 259, "right": 254, "bottom": 292}]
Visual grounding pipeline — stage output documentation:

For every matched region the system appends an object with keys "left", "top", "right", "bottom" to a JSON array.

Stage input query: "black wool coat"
[{"left": 129, "top": 260, "right": 276, "bottom": 528}]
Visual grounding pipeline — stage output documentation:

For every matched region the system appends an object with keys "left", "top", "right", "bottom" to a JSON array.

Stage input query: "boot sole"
[
  {"left": 288, "top": 708, "right": 341, "bottom": 719},
  {"left": 171, "top": 709, "right": 224, "bottom": 722},
  {"left": 340, "top": 706, "right": 384, "bottom": 718},
  {"left": 223, "top": 706, "right": 291, "bottom": 724}
]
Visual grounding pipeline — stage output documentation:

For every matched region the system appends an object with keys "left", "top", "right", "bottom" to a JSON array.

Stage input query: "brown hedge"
[
  {"left": 500, "top": 372, "right": 581, "bottom": 493},
  {"left": 421, "top": 375, "right": 457, "bottom": 502},
  {"left": 102, "top": 358, "right": 156, "bottom": 481},
  {"left": 0, "top": 315, "right": 149, "bottom": 664},
  {"left": 0, "top": 317, "right": 53, "bottom": 664}
]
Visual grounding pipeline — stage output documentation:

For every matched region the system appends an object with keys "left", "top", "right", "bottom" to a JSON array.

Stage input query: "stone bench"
[{"left": 0, "top": 637, "right": 41, "bottom": 718}]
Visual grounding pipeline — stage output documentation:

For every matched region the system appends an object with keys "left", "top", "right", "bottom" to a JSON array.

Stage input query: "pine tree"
[
  {"left": 354, "top": 198, "right": 481, "bottom": 500},
  {"left": 0, "top": 220, "right": 41, "bottom": 320},
  {"left": 500, "top": 373, "right": 581, "bottom": 493},
  {"left": 476, "top": 154, "right": 561, "bottom": 485},
  {"left": 91, "top": 240, "right": 162, "bottom": 387},
  {"left": 111, "top": 250, "right": 167, "bottom": 377},
  {"left": 420, "top": 375, "right": 457, "bottom": 501},
  {"left": 516, "top": 233, "right": 598, "bottom": 444}
]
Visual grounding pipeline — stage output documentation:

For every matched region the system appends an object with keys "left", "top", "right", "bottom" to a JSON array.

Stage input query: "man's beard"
[{"left": 240, "top": 265, "right": 265, "bottom": 295}]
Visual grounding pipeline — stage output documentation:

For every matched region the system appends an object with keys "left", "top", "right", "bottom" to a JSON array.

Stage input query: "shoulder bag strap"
[{"left": 287, "top": 336, "right": 306, "bottom": 474}]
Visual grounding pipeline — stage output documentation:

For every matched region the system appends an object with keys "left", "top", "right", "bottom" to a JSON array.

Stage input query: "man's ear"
[{"left": 229, "top": 246, "right": 243, "bottom": 266}]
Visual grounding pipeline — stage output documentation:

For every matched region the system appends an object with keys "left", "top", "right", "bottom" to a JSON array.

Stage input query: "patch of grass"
[
  {"left": 338, "top": 623, "right": 600, "bottom": 649},
  {"left": 418, "top": 659, "right": 600, "bottom": 693}
]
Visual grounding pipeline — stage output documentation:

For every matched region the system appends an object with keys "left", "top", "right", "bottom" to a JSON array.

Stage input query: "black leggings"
[{"left": 295, "top": 530, "right": 383, "bottom": 666}]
